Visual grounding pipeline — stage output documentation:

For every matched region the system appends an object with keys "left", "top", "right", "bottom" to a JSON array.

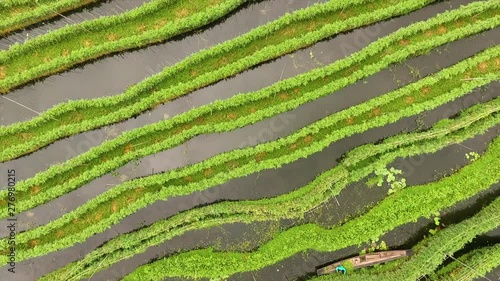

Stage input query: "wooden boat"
[{"left": 316, "top": 249, "right": 413, "bottom": 275}]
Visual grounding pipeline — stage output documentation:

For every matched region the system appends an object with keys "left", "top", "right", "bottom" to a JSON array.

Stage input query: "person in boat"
[{"left": 335, "top": 265, "right": 347, "bottom": 275}]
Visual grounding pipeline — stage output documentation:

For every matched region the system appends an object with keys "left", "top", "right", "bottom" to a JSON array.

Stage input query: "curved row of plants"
[
  {"left": 121, "top": 136, "right": 500, "bottom": 280},
  {"left": 0, "top": 0, "right": 437, "bottom": 96},
  {"left": 430, "top": 243, "right": 500, "bottom": 281},
  {"left": 311, "top": 198, "right": 500, "bottom": 281},
  {"left": 0, "top": 0, "right": 103, "bottom": 36},
  {"left": 1, "top": 5, "right": 497, "bottom": 214},
  {"left": 37, "top": 98, "right": 500, "bottom": 281},
  {"left": 0, "top": 0, "right": 446, "bottom": 159},
  {"left": 0, "top": 0, "right": 249, "bottom": 93},
  {"left": 0, "top": 46, "right": 497, "bottom": 266}
]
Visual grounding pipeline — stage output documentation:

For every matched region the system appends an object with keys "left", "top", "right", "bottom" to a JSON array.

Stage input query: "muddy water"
[
  {"left": 0, "top": 0, "right": 478, "bottom": 129},
  {"left": 0, "top": 0, "right": 152, "bottom": 49},
  {"left": 238, "top": 124, "right": 500, "bottom": 281},
  {"left": 484, "top": 268, "right": 500, "bottom": 281},
  {"left": 0, "top": 0, "right": 332, "bottom": 233},
  {"left": 0, "top": 0, "right": 326, "bottom": 238},
  {"left": 0, "top": 0, "right": 328, "bottom": 125},
  {"left": 2, "top": 0, "right": 496, "bottom": 187},
  {"left": 1, "top": 0, "right": 488, "bottom": 187}
]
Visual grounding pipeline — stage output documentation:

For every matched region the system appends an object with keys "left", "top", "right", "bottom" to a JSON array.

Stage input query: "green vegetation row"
[
  {"left": 0, "top": 0, "right": 249, "bottom": 93},
  {"left": 0, "top": 44, "right": 497, "bottom": 267},
  {"left": 311, "top": 199, "right": 500, "bottom": 281},
  {"left": 430, "top": 244, "right": 500, "bottom": 281},
  {"left": 0, "top": 0, "right": 445, "bottom": 160},
  {"left": 0, "top": 0, "right": 433, "bottom": 95},
  {"left": 122, "top": 136, "right": 500, "bottom": 280},
  {"left": 1, "top": 2, "right": 497, "bottom": 214},
  {"left": 39, "top": 98, "right": 500, "bottom": 281},
  {"left": 0, "top": 0, "right": 102, "bottom": 36}
]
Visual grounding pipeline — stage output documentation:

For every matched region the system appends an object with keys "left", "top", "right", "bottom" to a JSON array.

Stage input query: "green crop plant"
[
  {"left": 311, "top": 199, "right": 500, "bottom": 281},
  {"left": 121, "top": 137, "right": 500, "bottom": 280},
  {"left": 9, "top": 0, "right": 491, "bottom": 160},
  {"left": 0, "top": 0, "right": 440, "bottom": 95},
  {"left": 39, "top": 99, "right": 500, "bottom": 280},
  {"left": 0, "top": 3, "right": 497, "bottom": 214},
  {"left": 23, "top": 98, "right": 500, "bottom": 280},
  {"left": 0, "top": 39, "right": 498, "bottom": 220},
  {"left": 0, "top": 45, "right": 497, "bottom": 264},
  {"left": 0, "top": 0, "right": 103, "bottom": 36},
  {"left": 0, "top": 0, "right": 249, "bottom": 92},
  {"left": 430, "top": 244, "right": 500, "bottom": 281},
  {"left": 2, "top": 0, "right": 496, "bottom": 279}
]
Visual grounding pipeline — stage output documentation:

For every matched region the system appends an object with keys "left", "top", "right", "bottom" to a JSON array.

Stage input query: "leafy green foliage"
[
  {"left": 429, "top": 244, "right": 500, "bottom": 281},
  {"left": 373, "top": 166, "right": 407, "bottom": 194},
  {"left": 9, "top": 42, "right": 500, "bottom": 216},
  {"left": 0, "top": 3, "right": 498, "bottom": 278},
  {"left": 0, "top": 47, "right": 498, "bottom": 268},
  {"left": 434, "top": 216, "right": 441, "bottom": 226},
  {"left": 14, "top": 0, "right": 498, "bottom": 161},
  {"left": 33, "top": 98, "right": 500, "bottom": 280},
  {"left": 121, "top": 137, "right": 500, "bottom": 280},
  {"left": 312, "top": 198, "right": 500, "bottom": 281}
]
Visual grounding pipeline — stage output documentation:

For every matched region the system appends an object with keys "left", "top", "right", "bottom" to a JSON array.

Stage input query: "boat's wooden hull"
[{"left": 316, "top": 249, "right": 413, "bottom": 275}]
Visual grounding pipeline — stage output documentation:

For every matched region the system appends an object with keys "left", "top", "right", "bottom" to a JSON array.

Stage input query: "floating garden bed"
[
  {"left": 1, "top": 0, "right": 499, "bottom": 279},
  {"left": 1, "top": 42, "right": 498, "bottom": 218},
  {"left": 0, "top": 0, "right": 450, "bottom": 160},
  {"left": 38, "top": 98, "right": 500, "bottom": 280},
  {"left": 0, "top": 0, "right": 103, "bottom": 36},
  {"left": 0, "top": 46, "right": 498, "bottom": 265},
  {"left": 311, "top": 197, "right": 500, "bottom": 281},
  {"left": 0, "top": 0, "right": 249, "bottom": 93},
  {"left": 121, "top": 136, "right": 500, "bottom": 280},
  {"left": 1, "top": 2, "right": 498, "bottom": 215},
  {"left": 429, "top": 244, "right": 500, "bottom": 281}
]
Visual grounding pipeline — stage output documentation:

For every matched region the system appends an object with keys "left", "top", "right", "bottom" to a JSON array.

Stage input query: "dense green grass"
[
  {"left": 38, "top": 98, "right": 500, "bottom": 281},
  {"left": 122, "top": 136, "right": 500, "bottom": 280},
  {"left": 0, "top": 0, "right": 447, "bottom": 161},
  {"left": 0, "top": 0, "right": 101, "bottom": 35},
  {"left": 1, "top": 5, "right": 498, "bottom": 217}
]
